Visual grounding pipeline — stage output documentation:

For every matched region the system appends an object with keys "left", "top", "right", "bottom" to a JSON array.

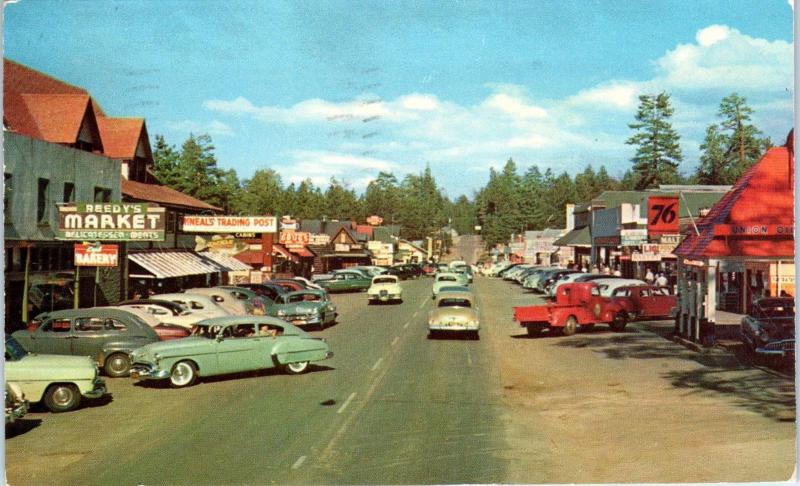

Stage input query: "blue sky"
[{"left": 4, "top": 1, "right": 794, "bottom": 198}]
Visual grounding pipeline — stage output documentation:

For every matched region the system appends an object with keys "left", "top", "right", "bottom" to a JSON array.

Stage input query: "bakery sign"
[
  {"left": 58, "top": 203, "right": 165, "bottom": 241},
  {"left": 74, "top": 243, "right": 119, "bottom": 267},
  {"left": 182, "top": 215, "right": 277, "bottom": 233}
]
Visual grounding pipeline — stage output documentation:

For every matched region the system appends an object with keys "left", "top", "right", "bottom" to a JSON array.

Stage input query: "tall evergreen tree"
[
  {"left": 323, "top": 178, "right": 360, "bottom": 220},
  {"left": 363, "top": 171, "right": 402, "bottom": 224},
  {"left": 626, "top": 92, "right": 683, "bottom": 189},
  {"left": 717, "top": 92, "right": 766, "bottom": 181},
  {"left": 398, "top": 166, "right": 446, "bottom": 240},
  {"left": 234, "top": 169, "right": 284, "bottom": 215},
  {"left": 695, "top": 124, "right": 728, "bottom": 184}
]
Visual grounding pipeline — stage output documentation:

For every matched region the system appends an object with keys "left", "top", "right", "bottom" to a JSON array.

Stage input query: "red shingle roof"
[
  {"left": 355, "top": 224, "right": 374, "bottom": 239},
  {"left": 18, "top": 93, "right": 92, "bottom": 143},
  {"left": 97, "top": 117, "right": 148, "bottom": 160},
  {"left": 675, "top": 146, "right": 794, "bottom": 259},
  {"left": 122, "top": 179, "right": 222, "bottom": 212}
]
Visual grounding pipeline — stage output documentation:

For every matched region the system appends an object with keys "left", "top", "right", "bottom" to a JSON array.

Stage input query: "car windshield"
[
  {"left": 373, "top": 277, "right": 396, "bottom": 284},
  {"left": 440, "top": 286, "right": 469, "bottom": 293},
  {"left": 5, "top": 337, "right": 28, "bottom": 361},
  {"left": 438, "top": 298, "right": 472, "bottom": 308}
]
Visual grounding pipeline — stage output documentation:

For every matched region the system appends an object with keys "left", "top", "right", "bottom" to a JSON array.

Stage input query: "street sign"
[
  {"left": 58, "top": 203, "right": 165, "bottom": 241},
  {"left": 74, "top": 243, "right": 119, "bottom": 266}
]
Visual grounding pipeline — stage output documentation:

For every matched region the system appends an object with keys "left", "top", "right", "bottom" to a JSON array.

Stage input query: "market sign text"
[
  {"left": 182, "top": 215, "right": 277, "bottom": 233},
  {"left": 58, "top": 203, "right": 165, "bottom": 241}
]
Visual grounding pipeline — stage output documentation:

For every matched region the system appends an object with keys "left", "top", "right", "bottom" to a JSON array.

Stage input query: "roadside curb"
[{"left": 671, "top": 335, "right": 711, "bottom": 353}]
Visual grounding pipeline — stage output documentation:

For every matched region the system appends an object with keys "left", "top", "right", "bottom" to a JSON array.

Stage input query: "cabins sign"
[{"left": 58, "top": 203, "right": 165, "bottom": 241}]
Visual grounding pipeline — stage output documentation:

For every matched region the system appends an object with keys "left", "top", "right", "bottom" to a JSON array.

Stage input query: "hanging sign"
[
  {"left": 74, "top": 243, "right": 119, "bottom": 267},
  {"left": 620, "top": 229, "right": 648, "bottom": 246},
  {"left": 58, "top": 203, "right": 165, "bottom": 241},
  {"left": 182, "top": 215, "right": 277, "bottom": 233},
  {"left": 647, "top": 196, "right": 679, "bottom": 236}
]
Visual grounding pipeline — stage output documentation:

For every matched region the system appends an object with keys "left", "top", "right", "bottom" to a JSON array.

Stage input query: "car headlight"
[
  {"left": 154, "top": 353, "right": 161, "bottom": 363},
  {"left": 308, "top": 308, "right": 319, "bottom": 315},
  {"left": 276, "top": 310, "right": 286, "bottom": 317}
]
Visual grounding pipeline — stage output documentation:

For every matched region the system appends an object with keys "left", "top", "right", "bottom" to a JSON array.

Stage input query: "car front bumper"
[
  {"left": 130, "top": 363, "right": 170, "bottom": 380},
  {"left": 6, "top": 400, "right": 29, "bottom": 424},
  {"left": 83, "top": 379, "right": 107, "bottom": 399}
]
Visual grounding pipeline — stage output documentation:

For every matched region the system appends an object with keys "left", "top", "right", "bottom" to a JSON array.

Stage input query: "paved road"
[
  {"left": 446, "top": 234, "right": 483, "bottom": 265},
  {"left": 6, "top": 277, "right": 795, "bottom": 484}
]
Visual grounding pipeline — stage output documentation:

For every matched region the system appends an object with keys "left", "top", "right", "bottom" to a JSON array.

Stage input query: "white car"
[
  {"left": 548, "top": 272, "right": 592, "bottom": 297},
  {"left": 428, "top": 291, "right": 480, "bottom": 339},
  {"left": 367, "top": 275, "right": 403, "bottom": 304},
  {"left": 152, "top": 293, "right": 230, "bottom": 318},
  {"left": 183, "top": 288, "right": 249, "bottom": 315},
  {"left": 432, "top": 273, "right": 468, "bottom": 299},
  {"left": 117, "top": 301, "right": 218, "bottom": 329},
  {"left": 593, "top": 278, "right": 648, "bottom": 297}
]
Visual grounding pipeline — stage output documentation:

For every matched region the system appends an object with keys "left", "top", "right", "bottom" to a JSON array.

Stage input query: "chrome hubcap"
[
  {"left": 109, "top": 356, "right": 128, "bottom": 373},
  {"left": 53, "top": 387, "right": 74, "bottom": 406},
  {"left": 171, "top": 363, "right": 192, "bottom": 385},
  {"left": 288, "top": 361, "right": 308, "bottom": 372}
]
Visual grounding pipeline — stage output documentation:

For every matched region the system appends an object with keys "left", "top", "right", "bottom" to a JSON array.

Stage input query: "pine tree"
[
  {"left": 626, "top": 92, "right": 683, "bottom": 189},
  {"left": 696, "top": 124, "right": 728, "bottom": 184},
  {"left": 718, "top": 93, "right": 766, "bottom": 181}
]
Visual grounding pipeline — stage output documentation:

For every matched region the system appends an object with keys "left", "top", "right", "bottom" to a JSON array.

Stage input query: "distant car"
[
  {"left": 106, "top": 306, "right": 190, "bottom": 341},
  {"left": 5, "top": 335, "right": 107, "bottom": 412},
  {"left": 183, "top": 288, "right": 250, "bottom": 315},
  {"left": 268, "top": 290, "right": 337, "bottom": 331},
  {"left": 367, "top": 275, "right": 403, "bottom": 304},
  {"left": 5, "top": 382, "right": 28, "bottom": 425},
  {"left": 152, "top": 293, "right": 230, "bottom": 318},
  {"left": 451, "top": 265, "right": 474, "bottom": 284},
  {"left": 593, "top": 278, "right": 647, "bottom": 297},
  {"left": 217, "top": 286, "right": 272, "bottom": 314},
  {"left": 118, "top": 299, "right": 217, "bottom": 329},
  {"left": 237, "top": 283, "right": 289, "bottom": 302},
  {"left": 432, "top": 272, "right": 469, "bottom": 299},
  {"left": 129, "top": 316, "right": 334, "bottom": 387},
  {"left": 383, "top": 265, "right": 417, "bottom": 280},
  {"left": 428, "top": 291, "right": 480, "bottom": 339},
  {"left": 13, "top": 308, "right": 161, "bottom": 377},
  {"left": 289, "top": 276, "right": 324, "bottom": 290},
  {"left": 548, "top": 272, "right": 592, "bottom": 297},
  {"left": 316, "top": 272, "right": 372, "bottom": 293},
  {"left": 740, "top": 297, "right": 795, "bottom": 360},
  {"left": 265, "top": 279, "right": 306, "bottom": 292}
]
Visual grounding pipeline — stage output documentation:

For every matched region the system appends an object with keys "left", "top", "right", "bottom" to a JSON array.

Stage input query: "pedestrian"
[
  {"left": 591, "top": 265, "right": 599, "bottom": 275},
  {"left": 581, "top": 265, "right": 587, "bottom": 273},
  {"left": 613, "top": 266, "right": 622, "bottom": 277},
  {"left": 656, "top": 272, "right": 668, "bottom": 288},
  {"left": 602, "top": 265, "right": 611, "bottom": 275},
  {"left": 645, "top": 268, "right": 655, "bottom": 284}
]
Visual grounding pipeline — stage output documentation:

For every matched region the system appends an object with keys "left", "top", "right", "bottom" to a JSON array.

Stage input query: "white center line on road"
[
  {"left": 370, "top": 357, "right": 383, "bottom": 371},
  {"left": 391, "top": 336, "right": 399, "bottom": 346},
  {"left": 291, "top": 455, "right": 306, "bottom": 469},
  {"left": 466, "top": 348, "right": 473, "bottom": 366},
  {"left": 418, "top": 300, "right": 426, "bottom": 310},
  {"left": 412, "top": 310, "right": 418, "bottom": 318},
  {"left": 337, "top": 392, "right": 356, "bottom": 414},
  {"left": 403, "top": 321, "right": 410, "bottom": 329}
]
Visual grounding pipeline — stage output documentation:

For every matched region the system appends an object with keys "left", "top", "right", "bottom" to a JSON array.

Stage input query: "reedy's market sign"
[{"left": 57, "top": 203, "right": 165, "bottom": 241}]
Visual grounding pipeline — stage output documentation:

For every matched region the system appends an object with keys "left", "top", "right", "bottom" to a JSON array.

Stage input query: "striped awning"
[
  {"left": 198, "top": 251, "right": 253, "bottom": 272},
  {"left": 128, "top": 251, "right": 220, "bottom": 279}
]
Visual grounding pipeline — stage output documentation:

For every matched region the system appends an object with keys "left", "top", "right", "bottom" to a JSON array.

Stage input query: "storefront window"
[{"left": 37, "top": 178, "right": 50, "bottom": 223}]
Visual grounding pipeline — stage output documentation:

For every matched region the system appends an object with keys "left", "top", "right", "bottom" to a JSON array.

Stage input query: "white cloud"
[
  {"left": 167, "top": 119, "right": 234, "bottom": 137},
  {"left": 481, "top": 92, "right": 547, "bottom": 119},
  {"left": 696, "top": 25, "right": 731, "bottom": 47},
  {"left": 566, "top": 81, "right": 643, "bottom": 111}
]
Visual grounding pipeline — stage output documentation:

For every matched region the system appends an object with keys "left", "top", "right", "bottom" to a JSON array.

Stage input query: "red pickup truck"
[{"left": 513, "top": 282, "right": 630, "bottom": 336}]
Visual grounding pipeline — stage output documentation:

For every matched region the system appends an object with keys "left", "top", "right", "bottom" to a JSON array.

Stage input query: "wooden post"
[
  {"left": 93, "top": 266, "right": 100, "bottom": 307},
  {"left": 21, "top": 245, "right": 31, "bottom": 323},
  {"left": 74, "top": 266, "right": 80, "bottom": 309},
  {"left": 262, "top": 231, "right": 274, "bottom": 279}
]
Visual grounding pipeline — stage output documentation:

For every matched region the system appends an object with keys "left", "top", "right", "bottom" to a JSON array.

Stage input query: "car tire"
[
  {"left": 284, "top": 361, "right": 309, "bottom": 375},
  {"left": 609, "top": 314, "right": 628, "bottom": 332},
  {"left": 44, "top": 384, "right": 80, "bottom": 413},
  {"left": 170, "top": 360, "right": 197, "bottom": 388},
  {"left": 562, "top": 316, "right": 578, "bottom": 336},
  {"left": 104, "top": 353, "right": 131, "bottom": 378}
]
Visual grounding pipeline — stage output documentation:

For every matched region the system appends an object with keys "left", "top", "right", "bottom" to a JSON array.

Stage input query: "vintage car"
[
  {"left": 152, "top": 293, "right": 231, "bottom": 318},
  {"left": 316, "top": 272, "right": 373, "bottom": 293},
  {"left": 13, "top": 307, "right": 161, "bottom": 377},
  {"left": 268, "top": 290, "right": 337, "bottom": 330},
  {"left": 548, "top": 272, "right": 592, "bottom": 297},
  {"left": 106, "top": 306, "right": 190, "bottom": 341},
  {"left": 238, "top": 283, "right": 289, "bottom": 302},
  {"left": 183, "top": 288, "right": 250, "bottom": 315},
  {"left": 428, "top": 291, "right": 480, "bottom": 339},
  {"left": 265, "top": 279, "right": 306, "bottom": 292},
  {"left": 289, "top": 276, "right": 324, "bottom": 290},
  {"left": 6, "top": 382, "right": 28, "bottom": 425},
  {"left": 609, "top": 285, "right": 677, "bottom": 320},
  {"left": 740, "top": 297, "right": 795, "bottom": 360},
  {"left": 129, "top": 316, "right": 334, "bottom": 387},
  {"left": 217, "top": 286, "right": 272, "bottom": 314},
  {"left": 367, "top": 275, "right": 403, "bottom": 304},
  {"left": 450, "top": 265, "right": 474, "bottom": 284},
  {"left": 5, "top": 336, "right": 106, "bottom": 412},
  {"left": 117, "top": 299, "right": 218, "bottom": 329},
  {"left": 593, "top": 278, "right": 647, "bottom": 297},
  {"left": 431, "top": 272, "right": 469, "bottom": 299}
]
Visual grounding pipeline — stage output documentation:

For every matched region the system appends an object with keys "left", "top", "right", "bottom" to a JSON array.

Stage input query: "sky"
[{"left": 3, "top": 1, "right": 794, "bottom": 199}]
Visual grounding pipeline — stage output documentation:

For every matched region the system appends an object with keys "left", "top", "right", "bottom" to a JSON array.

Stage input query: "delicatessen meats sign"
[{"left": 58, "top": 203, "right": 165, "bottom": 241}]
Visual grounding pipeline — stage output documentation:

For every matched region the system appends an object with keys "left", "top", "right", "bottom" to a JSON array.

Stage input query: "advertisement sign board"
[
  {"left": 58, "top": 203, "right": 165, "bottom": 241},
  {"left": 309, "top": 234, "right": 331, "bottom": 245},
  {"left": 74, "top": 243, "right": 119, "bottom": 267},
  {"left": 279, "top": 231, "right": 311, "bottom": 246},
  {"left": 182, "top": 215, "right": 277, "bottom": 233},
  {"left": 647, "top": 196, "right": 679, "bottom": 236},
  {"left": 366, "top": 215, "right": 384, "bottom": 226},
  {"left": 620, "top": 229, "right": 648, "bottom": 246}
]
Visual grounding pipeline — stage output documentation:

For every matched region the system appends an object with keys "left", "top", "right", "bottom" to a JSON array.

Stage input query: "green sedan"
[
  {"left": 268, "top": 290, "right": 338, "bottom": 331},
  {"left": 129, "top": 316, "right": 333, "bottom": 387},
  {"left": 316, "top": 272, "right": 372, "bottom": 293}
]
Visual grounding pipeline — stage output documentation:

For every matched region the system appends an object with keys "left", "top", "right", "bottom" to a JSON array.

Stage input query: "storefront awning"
[
  {"left": 289, "top": 246, "right": 315, "bottom": 258},
  {"left": 553, "top": 226, "right": 591, "bottom": 247},
  {"left": 197, "top": 251, "right": 253, "bottom": 272},
  {"left": 128, "top": 251, "right": 221, "bottom": 279},
  {"left": 322, "top": 252, "right": 371, "bottom": 258},
  {"left": 675, "top": 145, "right": 794, "bottom": 260},
  {"left": 272, "top": 244, "right": 299, "bottom": 263}
]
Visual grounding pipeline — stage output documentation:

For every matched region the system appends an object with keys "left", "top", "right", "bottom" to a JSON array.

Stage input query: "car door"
[
  {"left": 31, "top": 317, "right": 74, "bottom": 355},
  {"left": 72, "top": 316, "right": 109, "bottom": 360},
  {"left": 647, "top": 287, "right": 675, "bottom": 317},
  {"left": 215, "top": 323, "right": 265, "bottom": 374}
]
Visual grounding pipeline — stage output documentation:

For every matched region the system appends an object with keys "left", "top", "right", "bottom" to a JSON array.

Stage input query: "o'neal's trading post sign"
[
  {"left": 181, "top": 215, "right": 277, "bottom": 233},
  {"left": 57, "top": 203, "right": 165, "bottom": 241}
]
